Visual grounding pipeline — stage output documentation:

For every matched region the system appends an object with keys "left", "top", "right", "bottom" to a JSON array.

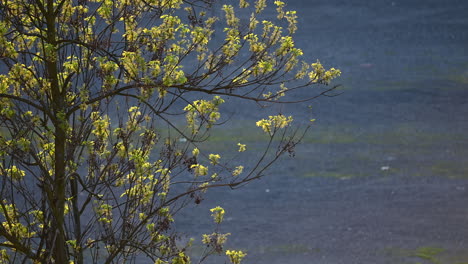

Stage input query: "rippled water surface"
[{"left": 176, "top": 1, "right": 468, "bottom": 263}]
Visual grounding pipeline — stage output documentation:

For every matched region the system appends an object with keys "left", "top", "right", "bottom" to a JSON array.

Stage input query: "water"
[{"left": 174, "top": 0, "right": 468, "bottom": 263}]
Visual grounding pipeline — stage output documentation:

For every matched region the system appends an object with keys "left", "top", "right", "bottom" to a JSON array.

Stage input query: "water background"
[{"left": 175, "top": 0, "right": 468, "bottom": 263}]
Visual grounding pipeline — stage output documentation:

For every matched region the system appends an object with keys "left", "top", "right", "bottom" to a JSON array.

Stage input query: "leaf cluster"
[{"left": 0, "top": 0, "right": 340, "bottom": 263}]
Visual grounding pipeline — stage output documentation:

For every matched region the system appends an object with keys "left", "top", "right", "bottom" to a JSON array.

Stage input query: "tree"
[{"left": 0, "top": 0, "right": 340, "bottom": 263}]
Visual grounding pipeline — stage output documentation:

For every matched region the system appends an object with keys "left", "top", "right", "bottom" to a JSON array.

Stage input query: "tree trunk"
[
  {"left": 71, "top": 175, "right": 84, "bottom": 264},
  {"left": 45, "top": 0, "right": 69, "bottom": 262},
  {"left": 52, "top": 126, "right": 68, "bottom": 263}
]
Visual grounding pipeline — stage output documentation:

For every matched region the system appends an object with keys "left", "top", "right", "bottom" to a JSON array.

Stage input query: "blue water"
[{"left": 175, "top": 1, "right": 468, "bottom": 264}]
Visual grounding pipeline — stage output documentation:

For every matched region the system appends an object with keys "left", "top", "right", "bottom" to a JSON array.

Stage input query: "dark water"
[{"left": 175, "top": 1, "right": 468, "bottom": 264}]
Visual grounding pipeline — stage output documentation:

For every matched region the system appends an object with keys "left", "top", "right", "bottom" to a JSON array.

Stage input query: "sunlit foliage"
[{"left": 0, "top": 0, "right": 339, "bottom": 263}]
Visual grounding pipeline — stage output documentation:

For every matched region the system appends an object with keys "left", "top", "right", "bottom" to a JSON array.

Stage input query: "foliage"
[{"left": 0, "top": 0, "right": 340, "bottom": 263}]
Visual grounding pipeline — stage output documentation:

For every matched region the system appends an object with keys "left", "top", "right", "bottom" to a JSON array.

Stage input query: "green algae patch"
[
  {"left": 381, "top": 246, "right": 443, "bottom": 264},
  {"left": 304, "top": 122, "right": 466, "bottom": 147},
  {"left": 410, "top": 247, "right": 444, "bottom": 264},
  {"left": 430, "top": 161, "right": 468, "bottom": 179},
  {"left": 201, "top": 121, "right": 468, "bottom": 148},
  {"left": 448, "top": 69, "right": 468, "bottom": 85},
  {"left": 364, "top": 123, "right": 466, "bottom": 147},
  {"left": 382, "top": 246, "right": 468, "bottom": 264},
  {"left": 294, "top": 122, "right": 468, "bottom": 180},
  {"left": 303, "top": 130, "right": 358, "bottom": 144}
]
